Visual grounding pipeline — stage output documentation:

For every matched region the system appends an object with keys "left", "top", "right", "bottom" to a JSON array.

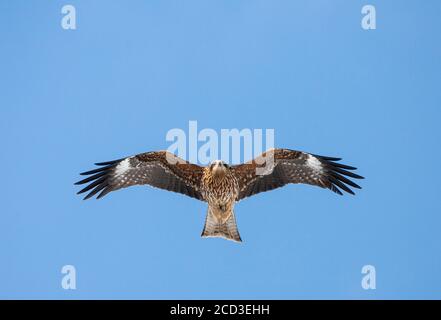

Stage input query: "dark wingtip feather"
[
  {"left": 75, "top": 159, "right": 120, "bottom": 200},
  {"left": 316, "top": 155, "right": 364, "bottom": 196},
  {"left": 332, "top": 167, "right": 364, "bottom": 179},
  {"left": 330, "top": 184, "right": 343, "bottom": 195},
  {"left": 80, "top": 163, "right": 118, "bottom": 176},
  {"left": 313, "top": 154, "right": 342, "bottom": 161},
  {"left": 331, "top": 172, "right": 362, "bottom": 189},
  {"left": 94, "top": 158, "right": 123, "bottom": 166},
  {"left": 331, "top": 163, "right": 357, "bottom": 170},
  {"left": 82, "top": 183, "right": 107, "bottom": 200},
  {"left": 329, "top": 176, "right": 356, "bottom": 195},
  {"left": 82, "top": 192, "right": 94, "bottom": 200},
  {"left": 76, "top": 176, "right": 106, "bottom": 194},
  {"left": 75, "top": 171, "right": 107, "bottom": 185},
  {"left": 96, "top": 186, "right": 112, "bottom": 199}
]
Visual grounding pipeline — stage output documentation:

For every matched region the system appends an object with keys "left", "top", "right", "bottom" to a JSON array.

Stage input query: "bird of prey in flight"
[{"left": 75, "top": 148, "right": 363, "bottom": 242}]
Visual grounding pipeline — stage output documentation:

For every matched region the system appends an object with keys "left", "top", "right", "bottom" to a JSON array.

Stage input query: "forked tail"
[{"left": 201, "top": 207, "right": 242, "bottom": 243}]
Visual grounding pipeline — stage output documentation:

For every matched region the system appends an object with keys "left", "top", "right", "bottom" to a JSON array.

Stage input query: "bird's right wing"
[
  {"left": 231, "top": 148, "right": 364, "bottom": 201},
  {"left": 75, "top": 151, "right": 205, "bottom": 201}
]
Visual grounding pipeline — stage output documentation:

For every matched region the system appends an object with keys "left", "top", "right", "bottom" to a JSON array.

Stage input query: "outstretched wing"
[
  {"left": 231, "top": 148, "right": 364, "bottom": 201},
  {"left": 75, "top": 151, "right": 205, "bottom": 201}
]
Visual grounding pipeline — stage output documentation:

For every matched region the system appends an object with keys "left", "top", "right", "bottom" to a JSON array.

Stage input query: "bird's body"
[
  {"left": 75, "top": 148, "right": 364, "bottom": 243},
  {"left": 201, "top": 161, "right": 241, "bottom": 241},
  {"left": 202, "top": 161, "right": 239, "bottom": 209}
]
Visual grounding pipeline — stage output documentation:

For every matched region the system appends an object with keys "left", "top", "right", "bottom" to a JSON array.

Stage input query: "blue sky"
[{"left": 1, "top": 0, "right": 440, "bottom": 299}]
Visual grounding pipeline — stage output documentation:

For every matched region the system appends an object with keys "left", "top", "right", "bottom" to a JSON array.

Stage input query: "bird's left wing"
[
  {"left": 75, "top": 151, "right": 205, "bottom": 201},
  {"left": 231, "top": 148, "right": 364, "bottom": 201}
]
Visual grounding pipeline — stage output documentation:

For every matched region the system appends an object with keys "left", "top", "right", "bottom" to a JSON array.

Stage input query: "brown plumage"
[{"left": 75, "top": 149, "right": 364, "bottom": 243}]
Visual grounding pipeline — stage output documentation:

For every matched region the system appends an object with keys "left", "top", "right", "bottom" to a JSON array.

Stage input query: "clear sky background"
[{"left": 1, "top": 0, "right": 440, "bottom": 299}]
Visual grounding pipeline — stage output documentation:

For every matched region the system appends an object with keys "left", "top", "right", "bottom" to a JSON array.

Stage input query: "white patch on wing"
[
  {"left": 115, "top": 158, "right": 132, "bottom": 176},
  {"left": 307, "top": 154, "right": 322, "bottom": 172}
]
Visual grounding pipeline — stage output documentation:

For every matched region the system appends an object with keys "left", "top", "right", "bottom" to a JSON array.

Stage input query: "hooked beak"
[{"left": 212, "top": 163, "right": 226, "bottom": 176}]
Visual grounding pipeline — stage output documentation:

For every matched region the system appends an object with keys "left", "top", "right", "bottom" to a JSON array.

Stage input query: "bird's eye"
[{"left": 224, "top": 163, "right": 229, "bottom": 168}]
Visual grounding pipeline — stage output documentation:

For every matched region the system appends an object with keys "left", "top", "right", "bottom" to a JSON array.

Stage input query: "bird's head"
[{"left": 209, "top": 160, "right": 230, "bottom": 177}]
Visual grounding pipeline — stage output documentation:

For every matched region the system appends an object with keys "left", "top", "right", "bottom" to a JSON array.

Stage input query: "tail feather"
[{"left": 201, "top": 208, "right": 242, "bottom": 243}]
